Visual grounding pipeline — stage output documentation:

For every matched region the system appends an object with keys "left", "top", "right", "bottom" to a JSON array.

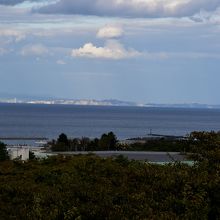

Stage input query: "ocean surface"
[{"left": 0, "top": 103, "right": 220, "bottom": 145}]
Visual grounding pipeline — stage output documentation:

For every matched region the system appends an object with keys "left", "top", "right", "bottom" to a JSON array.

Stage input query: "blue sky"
[{"left": 0, "top": 0, "right": 220, "bottom": 104}]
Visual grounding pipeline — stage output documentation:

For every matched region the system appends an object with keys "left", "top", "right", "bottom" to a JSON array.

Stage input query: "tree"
[
  {"left": 80, "top": 137, "right": 90, "bottom": 151},
  {"left": 29, "top": 151, "right": 36, "bottom": 160},
  {"left": 57, "top": 133, "right": 68, "bottom": 145},
  {"left": 188, "top": 131, "right": 220, "bottom": 166},
  {"left": 0, "top": 142, "right": 9, "bottom": 161},
  {"left": 51, "top": 133, "right": 69, "bottom": 152},
  {"left": 99, "top": 133, "right": 108, "bottom": 150},
  {"left": 188, "top": 131, "right": 220, "bottom": 218},
  {"left": 107, "top": 132, "right": 117, "bottom": 150},
  {"left": 98, "top": 132, "right": 117, "bottom": 150}
]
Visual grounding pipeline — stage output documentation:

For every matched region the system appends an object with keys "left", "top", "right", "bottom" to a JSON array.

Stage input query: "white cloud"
[
  {"left": 37, "top": 0, "right": 220, "bottom": 18},
  {"left": 71, "top": 40, "right": 141, "bottom": 60},
  {"left": 0, "top": 29, "right": 26, "bottom": 42},
  {"left": 97, "top": 25, "right": 123, "bottom": 39},
  {"left": 20, "top": 44, "right": 49, "bottom": 56},
  {"left": 190, "top": 7, "right": 220, "bottom": 24}
]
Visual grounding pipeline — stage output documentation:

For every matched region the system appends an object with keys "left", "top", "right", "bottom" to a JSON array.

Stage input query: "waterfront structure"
[{"left": 7, "top": 147, "right": 29, "bottom": 161}]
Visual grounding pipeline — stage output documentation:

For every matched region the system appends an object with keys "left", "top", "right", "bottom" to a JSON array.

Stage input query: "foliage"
[
  {"left": 49, "top": 132, "right": 190, "bottom": 152},
  {"left": 98, "top": 132, "right": 117, "bottom": 150},
  {"left": 0, "top": 142, "right": 9, "bottom": 161},
  {"left": 49, "top": 131, "right": 220, "bottom": 154},
  {"left": 118, "top": 139, "right": 189, "bottom": 152},
  {"left": 0, "top": 131, "right": 220, "bottom": 220},
  {"left": 187, "top": 131, "right": 220, "bottom": 218},
  {"left": 51, "top": 133, "right": 70, "bottom": 151},
  {"left": 29, "top": 151, "right": 36, "bottom": 160},
  {"left": 58, "top": 133, "right": 69, "bottom": 145},
  {"left": 188, "top": 131, "right": 220, "bottom": 163},
  {"left": 50, "top": 132, "right": 118, "bottom": 152}
]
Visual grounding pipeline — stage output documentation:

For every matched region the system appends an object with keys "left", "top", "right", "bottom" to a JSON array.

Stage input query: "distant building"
[{"left": 7, "top": 147, "right": 29, "bottom": 161}]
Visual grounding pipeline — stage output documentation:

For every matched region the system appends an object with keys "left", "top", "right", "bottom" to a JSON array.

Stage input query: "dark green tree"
[
  {"left": 98, "top": 133, "right": 108, "bottom": 150},
  {"left": 98, "top": 132, "right": 117, "bottom": 150},
  {"left": 108, "top": 131, "right": 117, "bottom": 150},
  {"left": 0, "top": 142, "right": 9, "bottom": 161},
  {"left": 51, "top": 133, "right": 69, "bottom": 152},
  {"left": 29, "top": 151, "right": 36, "bottom": 160},
  {"left": 57, "top": 133, "right": 68, "bottom": 145},
  {"left": 188, "top": 131, "right": 220, "bottom": 218}
]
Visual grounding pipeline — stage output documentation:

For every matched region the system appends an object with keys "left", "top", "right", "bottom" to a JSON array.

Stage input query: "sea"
[{"left": 0, "top": 103, "right": 220, "bottom": 145}]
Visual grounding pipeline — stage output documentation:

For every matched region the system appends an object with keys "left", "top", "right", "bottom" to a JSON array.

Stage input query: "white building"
[{"left": 7, "top": 147, "right": 29, "bottom": 161}]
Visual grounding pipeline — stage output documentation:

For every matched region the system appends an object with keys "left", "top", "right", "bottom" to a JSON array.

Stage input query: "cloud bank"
[
  {"left": 20, "top": 44, "right": 49, "bottom": 56},
  {"left": 71, "top": 40, "right": 140, "bottom": 60},
  {"left": 0, "top": 0, "right": 27, "bottom": 5},
  {"left": 97, "top": 26, "right": 123, "bottom": 39},
  {"left": 37, "top": 0, "right": 220, "bottom": 18},
  {"left": 0, "top": 0, "right": 44, "bottom": 5},
  {"left": 0, "top": 29, "right": 26, "bottom": 42}
]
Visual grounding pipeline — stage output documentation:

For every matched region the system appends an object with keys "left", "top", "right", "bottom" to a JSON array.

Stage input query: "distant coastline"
[{"left": 0, "top": 98, "right": 219, "bottom": 109}]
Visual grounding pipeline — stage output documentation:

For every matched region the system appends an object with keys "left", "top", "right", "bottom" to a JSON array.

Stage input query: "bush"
[{"left": 0, "top": 142, "right": 9, "bottom": 161}]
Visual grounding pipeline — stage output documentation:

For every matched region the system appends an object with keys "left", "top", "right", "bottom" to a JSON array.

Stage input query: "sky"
[{"left": 0, "top": 0, "right": 220, "bottom": 104}]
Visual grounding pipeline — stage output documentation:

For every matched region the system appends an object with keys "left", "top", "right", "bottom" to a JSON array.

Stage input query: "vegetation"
[
  {"left": 50, "top": 132, "right": 118, "bottom": 152},
  {"left": 29, "top": 151, "right": 36, "bottom": 160},
  {"left": 118, "top": 138, "right": 189, "bottom": 152},
  {"left": 98, "top": 132, "right": 117, "bottom": 150},
  {"left": 0, "top": 142, "right": 8, "bottom": 161},
  {"left": 0, "top": 131, "right": 220, "bottom": 219},
  {"left": 51, "top": 133, "right": 70, "bottom": 151},
  {"left": 49, "top": 131, "right": 190, "bottom": 152}
]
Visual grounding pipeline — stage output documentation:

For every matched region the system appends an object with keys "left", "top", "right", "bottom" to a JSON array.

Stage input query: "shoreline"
[{"left": 0, "top": 101, "right": 220, "bottom": 110}]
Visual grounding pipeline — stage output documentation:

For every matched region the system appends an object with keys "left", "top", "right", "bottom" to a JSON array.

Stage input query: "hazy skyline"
[{"left": 0, "top": 0, "right": 220, "bottom": 104}]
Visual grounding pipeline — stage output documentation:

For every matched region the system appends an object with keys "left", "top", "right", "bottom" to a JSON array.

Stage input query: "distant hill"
[
  {"left": 0, "top": 97, "right": 219, "bottom": 109},
  {"left": 0, "top": 98, "right": 140, "bottom": 107},
  {"left": 144, "top": 103, "right": 220, "bottom": 109}
]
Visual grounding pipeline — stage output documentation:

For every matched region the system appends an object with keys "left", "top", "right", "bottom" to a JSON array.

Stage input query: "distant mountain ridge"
[
  {"left": 0, "top": 97, "right": 219, "bottom": 109},
  {"left": 0, "top": 98, "right": 139, "bottom": 107},
  {"left": 144, "top": 103, "right": 220, "bottom": 109}
]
